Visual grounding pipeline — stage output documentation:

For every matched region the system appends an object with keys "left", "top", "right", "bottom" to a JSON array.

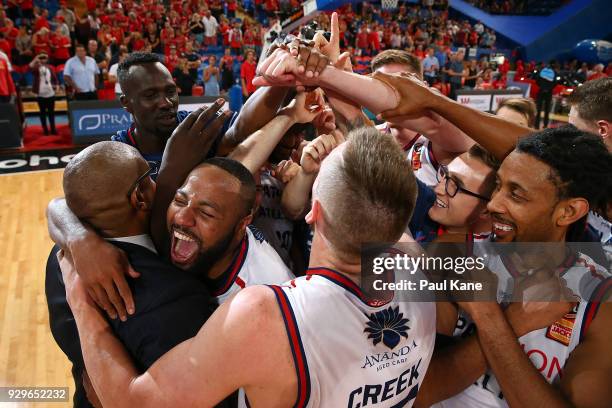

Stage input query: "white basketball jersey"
[
  {"left": 253, "top": 169, "right": 295, "bottom": 267},
  {"left": 434, "top": 252, "right": 612, "bottom": 408},
  {"left": 242, "top": 267, "right": 436, "bottom": 408},
  {"left": 587, "top": 210, "right": 612, "bottom": 244},
  {"left": 211, "top": 226, "right": 294, "bottom": 304},
  {"left": 407, "top": 140, "right": 440, "bottom": 188}
]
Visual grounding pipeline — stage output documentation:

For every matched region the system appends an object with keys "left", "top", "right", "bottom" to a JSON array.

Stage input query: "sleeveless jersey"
[
  {"left": 209, "top": 226, "right": 294, "bottom": 304},
  {"left": 433, "top": 251, "right": 612, "bottom": 408},
  {"left": 407, "top": 140, "right": 440, "bottom": 188},
  {"left": 252, "top": 169, "right": 295, "bottom": 268},
  {"left": 587, "top": 210, "right": 612, "bottom": 244},
  {"left": 245, "top": 267, "right": 436, "bottom": 408}
]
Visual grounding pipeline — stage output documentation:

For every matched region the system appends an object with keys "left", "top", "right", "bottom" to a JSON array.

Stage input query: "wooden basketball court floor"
[{"left": 0, "top": 169, "right": 73, "bottom": 407}]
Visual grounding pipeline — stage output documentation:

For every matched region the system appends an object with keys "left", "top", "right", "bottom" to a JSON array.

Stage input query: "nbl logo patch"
[
  {"left": 364, "top": 306, "right": 410, "bottom": 349},
  {"left": 545, "top": 312, "right": 576, "bottom": 347},
  {"left": 411, "top": 144, "right": 424, "bottom": 171}
]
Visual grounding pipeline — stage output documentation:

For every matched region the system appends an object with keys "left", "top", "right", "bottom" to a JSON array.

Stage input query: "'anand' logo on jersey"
[{"left": 364, "top": 306, "right": 410, "bottom": 349}]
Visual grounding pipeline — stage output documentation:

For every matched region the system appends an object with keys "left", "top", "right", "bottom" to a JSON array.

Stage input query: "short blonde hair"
[{"left": 315, "top": 127, "right": 417, "bottom": 257}]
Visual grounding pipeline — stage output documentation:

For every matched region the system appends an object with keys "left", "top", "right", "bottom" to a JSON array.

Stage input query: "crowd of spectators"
[
  {"left": 0, "top": 0, "right": 609, "bottom": 115},
  {"left": 467, "top": 0, "right": 570, "bottom": 15}
]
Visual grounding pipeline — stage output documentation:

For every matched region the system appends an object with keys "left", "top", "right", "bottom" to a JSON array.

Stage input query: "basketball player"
[
  {"left": 365, "top": 71, "right": 612, "bottom": 406},
  {"left": 46, "top": 52, "right": 298, "bottom": 320},
  {"left": 495, "top": 97, "right": 537, "bottom": 128},
  {"left": 426, "top": 128, "right": 612, "bottom": 408},
  {"left": 567, "top": 77, "right": 612, "bottom": 244},
  {"left": 152, "top": 92, "right": 323, "bottom": 302},
  {"left": 370, "top": 50, "right": 474, "bottom": 187},
  {"left": 60, "top": 127, "right": 438, "bottom": 407}
]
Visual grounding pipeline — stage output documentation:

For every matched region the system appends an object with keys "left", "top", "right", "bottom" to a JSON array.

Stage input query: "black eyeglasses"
[
  {"left": 127, "top": 161, "right": 158, "bottom": 199},
  {"left": 436, "top": 165, "right": 490, "bottom": 201}
]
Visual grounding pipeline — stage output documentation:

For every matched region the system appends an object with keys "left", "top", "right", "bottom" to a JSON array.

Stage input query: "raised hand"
[
  {"left": 300, "top": 130, "right": 345, "bottom": 175},
  {"left": 279, "top": 90, "right": 323, "bottom": 124},
  {"left": 253, "top": 47, "right": 303, "bottom": 87},
  {"left": 271, "top": 159, "right": 301, "bottom": 184},
  {"left": 372, "top": 71, "right": 437, "bottom": 121},
  {"left": 69, "top": 234, "right": 140, "bottom": 321},
  {"left": 311, "top": 11, "right": 341, "bottom": 64}
]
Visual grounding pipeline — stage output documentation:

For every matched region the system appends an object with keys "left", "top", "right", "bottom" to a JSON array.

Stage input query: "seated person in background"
[{"left": 45, "top": 142, "right": 214, "bottom": 408}]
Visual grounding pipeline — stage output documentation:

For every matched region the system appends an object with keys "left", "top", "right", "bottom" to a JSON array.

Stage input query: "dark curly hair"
[{"left": 516, "top": 125, "right": 612, "bottom": 212}]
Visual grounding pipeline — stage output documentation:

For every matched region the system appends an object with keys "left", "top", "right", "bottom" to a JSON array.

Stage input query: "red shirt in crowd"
[
  {"left": 34, "top": 16, "right": 50, "bottom": 32},
  {"left": 368, "top": 30, "right": 380, "bottom": 51},
  {"left": 33, "top": 31, "right": 51, "bottom": 56},
  {"left": 241, "top": 60, "right": 257, "bottom": 95},
  {"left": 0, "top": 59, "right": 16, "bottom": 96},
  {"left": 469, "top": 31, "right": 479, "bottom": 46},
  {"left": 131, "top": 37, "right": 145, "bottom": 51},
  {"left": 220, "top": 23, "right": 231, "bottom": 46},
  {"left": 0, "top": 26, "right": 18, "bottom": 49},
  {"left": 51, "top": 34, "right": 71, "bottom": 61},
  {"left": 21, "top": 0, "right": 33, "bottom": 10},
  {"left": 243, "top": 29, "right": 255, "bottom": 48},
  {"left": 357, "top": 30, "right": 368, "bottom": 49},
  {"left": 588, "top": 72, "right": 608, "bottom": 81},
  {"left": 166, "top": 52, "right": 179, "bottom": 73},
  {"left": 0, "top": 38, "right": 10, "bottom": 57}
]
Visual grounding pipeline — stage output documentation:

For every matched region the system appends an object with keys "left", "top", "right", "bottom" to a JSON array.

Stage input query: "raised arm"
[
  {"left": 281, "top": 131, "right": 344, "bottom": 220},
  {"left": 150, "top": 101, "right": 230, "bottom": 256},
  {"left": 372, "top": 71, "right": 533, "bottom": 160},
  {"left": 416, "top": 301, "right": 574, "bottom": 407},
  {"left": 217, "top": 79, "right": 291, "bottom": 157},
  {"left": 229, "top": 91, "right": 321, "bottom": 175},
  {"left": 254, "top": 49, "right": 474, "bottom": 158}
]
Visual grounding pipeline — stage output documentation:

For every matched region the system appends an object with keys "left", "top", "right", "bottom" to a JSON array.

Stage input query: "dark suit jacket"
[{"left": 45, "top": 241, "right": 216, "bottom": 407}]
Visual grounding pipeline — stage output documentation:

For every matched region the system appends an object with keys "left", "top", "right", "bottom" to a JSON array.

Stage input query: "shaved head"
[
  {"left": 63, "top": 142, "right": 149, "bottom": 231},
  {"left": 314, "top": 127, "right": 417, "bottom": 257}
]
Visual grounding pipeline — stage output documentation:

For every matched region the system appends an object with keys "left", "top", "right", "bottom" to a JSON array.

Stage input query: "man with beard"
[
  {"left": 364, "top": 72, "right": 612, "bottom": 408},
  {"left": 162, "top": 158, "right": 292, "bottom": 303},
  {"left": 46, "top": 141, "right": 215, "bottom": 408},
  {"left": 60, "top": 127, "right": 439, "bottom": 408},
  {"left": 47, "top": 52, "right": 298, "bottom": 320},
  {"left": 150, "top": 91, "right": 323, "bottom": 302}
]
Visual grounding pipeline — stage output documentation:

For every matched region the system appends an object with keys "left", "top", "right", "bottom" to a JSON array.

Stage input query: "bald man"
[
  {"left": 60, "top": 128, "right": 438, "bottom": 408},
  {"left": 45, "top": 142, "right": 215, "bottom": 408}
]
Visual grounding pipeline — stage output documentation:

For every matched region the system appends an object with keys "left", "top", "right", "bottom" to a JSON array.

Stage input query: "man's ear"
[
  {"left": 596, "top": 120, "right": 610, "bottom": 140},
  {"left": 130, "top": 187, "right": 152, "bottom": 211},
  {"left": 556, "top": 198, "right": 589, "bottom": 227},
  {"left": 120, "top": 93, "right": 133, "bottom": 114},
  {"left": 305, "top": 199, "right": 321, "bottom": 225}
]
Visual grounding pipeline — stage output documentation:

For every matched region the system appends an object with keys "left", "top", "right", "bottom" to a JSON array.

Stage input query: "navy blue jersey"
[
  {"left": 111, "top": 110, "right": 236, "bottom": 170},
  {"left": 409, "top": 178, "right": 439, "bottom": 242}
]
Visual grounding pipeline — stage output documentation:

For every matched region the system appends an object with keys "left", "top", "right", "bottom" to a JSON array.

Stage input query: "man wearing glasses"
[
  {"left": 46, "top": 142, "right": 216, "bottom": 408},
  {"left": 408, "top": 144, "right": 500, "bottom": 243}
]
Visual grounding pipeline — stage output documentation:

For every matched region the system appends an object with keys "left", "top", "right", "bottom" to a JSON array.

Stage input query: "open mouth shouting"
[{"left": 170, "top": 226, "right": 201, "bottom": 267}]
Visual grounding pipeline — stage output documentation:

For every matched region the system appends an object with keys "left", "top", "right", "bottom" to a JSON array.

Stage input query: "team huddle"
[{"left": 44, "top": 12, "right": 611, "bottom": 408}]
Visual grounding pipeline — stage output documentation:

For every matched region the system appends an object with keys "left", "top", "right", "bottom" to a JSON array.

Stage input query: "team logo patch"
[
  {"left": 411, "top": 144, "right": 423, "bottom": 171},
  {"left": 364, "top": 306, "right": 410, "bottom": 349},
  {"left": 545, "top": 312, "right": 576, "bottom": 347}
]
